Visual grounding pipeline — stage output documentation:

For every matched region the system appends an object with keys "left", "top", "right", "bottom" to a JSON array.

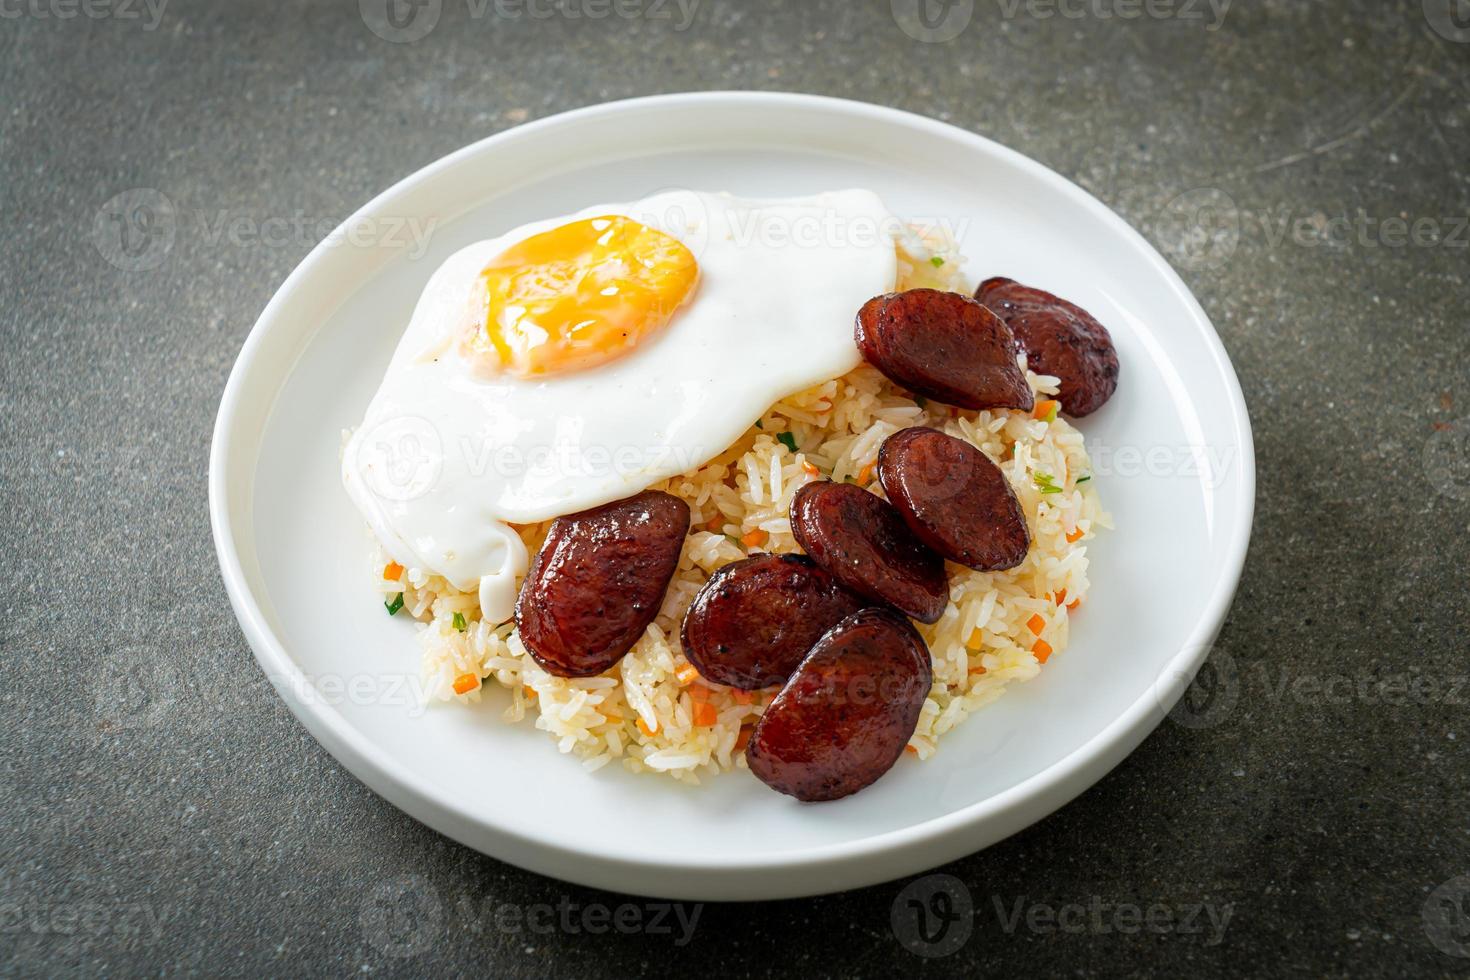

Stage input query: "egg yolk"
[{"left": 470, "top": 215, "right": 699, "bottom": 377}]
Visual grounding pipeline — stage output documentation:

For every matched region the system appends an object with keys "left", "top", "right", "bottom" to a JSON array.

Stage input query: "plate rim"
[{"left": 209, "top": 90, "right": 1256, "bottom": 898}]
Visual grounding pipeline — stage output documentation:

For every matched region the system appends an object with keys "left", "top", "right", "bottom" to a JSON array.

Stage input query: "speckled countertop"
[{"left": 3, "top": 0, "right": 1469, "bottom": 976}]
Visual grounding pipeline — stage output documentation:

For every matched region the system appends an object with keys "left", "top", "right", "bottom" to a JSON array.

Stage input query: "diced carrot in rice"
[{"left": 741, "top": 528, "right": 768, "bottom": 548}]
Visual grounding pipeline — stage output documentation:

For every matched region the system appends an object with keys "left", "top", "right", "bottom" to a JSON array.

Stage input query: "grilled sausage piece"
[
  {"left": 855, "top": 289, "right": 1034, "bottom": 412},
  {"left": 877, "top": 427, "right": 1031, "bottom": 571},
  {"left": 680, "top": 554, "right": 868, "bottom": 690},
  {"left": 516, "top": 490, "right": 690, "bottom": 678},
  {"left": 975, "top": 277, "right": 1119, "bottom": 417},
  {"left": 790, "top": 481, "right": 948, "bottom": 624},
  {"left": 746, "top": 608, "right": 933, "bottom": 803}
]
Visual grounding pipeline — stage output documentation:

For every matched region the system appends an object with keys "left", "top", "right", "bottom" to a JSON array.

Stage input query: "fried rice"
[{"left": 360, "top": 234, "right": 1111, "bottom": 784}]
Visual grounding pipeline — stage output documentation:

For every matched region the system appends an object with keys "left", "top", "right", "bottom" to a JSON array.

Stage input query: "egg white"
[{"left": 343, "top": 190, "right": 901, "bottom": 621}]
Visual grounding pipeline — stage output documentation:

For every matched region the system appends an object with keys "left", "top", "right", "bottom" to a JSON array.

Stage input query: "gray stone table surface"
[{"left": 3, "top": 0, "right": 1469, "bottom": 976}]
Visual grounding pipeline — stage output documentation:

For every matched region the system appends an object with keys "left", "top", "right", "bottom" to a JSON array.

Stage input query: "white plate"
[{"left": 210, "top": 92, "right": 1254, "bottom": 901}]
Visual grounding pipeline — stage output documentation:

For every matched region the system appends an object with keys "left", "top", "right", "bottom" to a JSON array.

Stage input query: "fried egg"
[{"left": 343, "top": 190, "right": 903, "bottom": 622}]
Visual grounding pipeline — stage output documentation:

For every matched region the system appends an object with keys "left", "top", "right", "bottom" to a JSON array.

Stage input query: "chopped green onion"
[
  {"left": 1042, "top": 403, "right": 1059, "bottom": 424},
  {"left": 930, "top": 256, "right": 946, "bottom": 268},
  {"left": 1033, "top": 473, "right": 1064, "bottom": 495},
  {"left": 725, "top": 534, "right": 744, "bottom": 549},
  {"left": 913, "top": 395, "right": 928, "bottom": 409},
  {"left": 777, "top": 432, "right": 798, "bottom": 453},
  {"left": 754, "top": 419, "right": 763, "bottom": 430},
  {"left": 452, "top": 611, "right": 467, "bottom": 632},
  {"left": 384, "top": 593, "right": 404, "bottom": 616},
  {"left": 1076, "top": 475, "right": 1092, "bottom": 484}
]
